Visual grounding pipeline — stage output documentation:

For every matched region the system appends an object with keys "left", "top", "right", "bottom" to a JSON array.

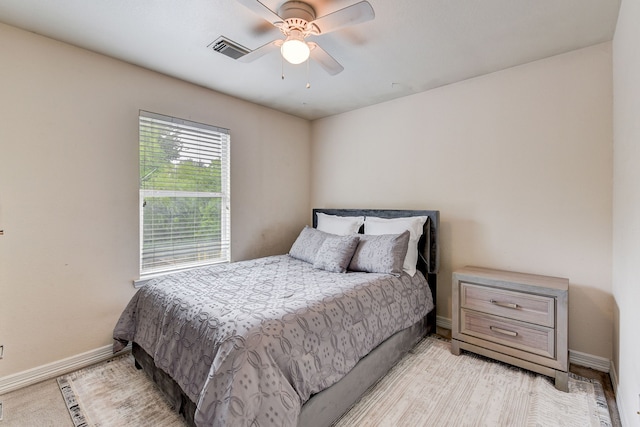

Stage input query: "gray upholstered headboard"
[{"left": 311, "top": 208, "right": 440, "bottom": 276}]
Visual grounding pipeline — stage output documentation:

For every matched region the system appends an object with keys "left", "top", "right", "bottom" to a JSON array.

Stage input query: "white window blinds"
[{"left": 139, "top": 111, "right": 230, "bottom": 276}]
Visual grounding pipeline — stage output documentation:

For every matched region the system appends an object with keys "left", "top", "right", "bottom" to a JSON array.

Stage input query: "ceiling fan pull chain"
[
  {"left": 306, "top": 58, "right": 311, "bottom": 89},
  {"left": 281, "top": 55, "right": 285, "bottom": 80}
]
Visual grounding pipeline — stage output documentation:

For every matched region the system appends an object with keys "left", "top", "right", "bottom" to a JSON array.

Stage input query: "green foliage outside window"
[{"left": 140, "top": 114, "right": 229, "bottom": 273}]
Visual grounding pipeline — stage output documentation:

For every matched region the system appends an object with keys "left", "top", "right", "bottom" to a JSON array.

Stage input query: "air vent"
[{"left": 209, "top": 37, "right": 250, "bottom": 60}]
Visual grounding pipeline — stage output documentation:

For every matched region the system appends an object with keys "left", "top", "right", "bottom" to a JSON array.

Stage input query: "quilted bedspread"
[{"left": 113, "top": 255, "right": 433, "bottom": 427}]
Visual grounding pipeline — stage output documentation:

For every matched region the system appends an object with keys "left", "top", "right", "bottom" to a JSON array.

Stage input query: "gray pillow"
[
  {"left": 313, "top": 234, "right": 360, "bottom": 273},
  {"left": 348, "top": 231, "right": 410, "bottom": 275},
  {"left": 289, "top": 226, "right": 329, "bottom": 264}
]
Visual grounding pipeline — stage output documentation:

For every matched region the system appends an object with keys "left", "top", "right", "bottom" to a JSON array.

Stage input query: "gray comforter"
[{"left": 113, "top": 255, "right": 433, "bottom": 427}]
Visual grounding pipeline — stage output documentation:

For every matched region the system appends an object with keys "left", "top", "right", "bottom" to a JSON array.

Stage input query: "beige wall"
[
  {"left": 0, "top": 23, "right": 310, "bottom": 376},
  {"left": 311, "top": 43, "right": 613, "bottom": 360},
  {"left": 612, "top": 0, "right": 640, "bottom": 425},
  {"left": 0, "top": 18, "right": 621, "bottom": 391}
]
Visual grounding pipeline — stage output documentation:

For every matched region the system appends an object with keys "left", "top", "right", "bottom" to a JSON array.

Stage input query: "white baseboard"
[
  {"left": 568, "top": 349, "right": 610, "bottom": 372},
  {"left": 609, "top": 360, "right": 619, "bottom": 390},
  {"left": 436, "top": 315, "right": 452, "bottom": 330},
  {"left": 616, "top": 392, "right": 632, "bottom": 427},
  {"left": 0, "top": 344, "right": 130, "bottom": 395},
  {"left": 608, "top": 360, "right": 634, "bottom": 427}
]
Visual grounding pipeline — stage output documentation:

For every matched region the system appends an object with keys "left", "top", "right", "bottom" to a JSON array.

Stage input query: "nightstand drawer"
[
  {"left": 460, "top": 309, "right": 555, "bottom": 358},
  {"left": 461, "top": 282, "right": 555, "bottom": 327}
]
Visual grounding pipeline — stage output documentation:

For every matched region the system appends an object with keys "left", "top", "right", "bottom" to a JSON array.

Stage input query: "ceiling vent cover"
[{"left": 209, "top": 37, "right": 250, "bottom": 60}]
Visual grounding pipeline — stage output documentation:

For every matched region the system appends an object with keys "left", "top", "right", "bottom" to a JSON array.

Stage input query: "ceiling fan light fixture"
[{"left": 281, "top": 30, "right": 310, "bottom": 64}]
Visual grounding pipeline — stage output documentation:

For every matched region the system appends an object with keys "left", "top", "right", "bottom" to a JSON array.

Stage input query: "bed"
[{"left": 113, "top": 208, "right": 440, "bottom": 427}]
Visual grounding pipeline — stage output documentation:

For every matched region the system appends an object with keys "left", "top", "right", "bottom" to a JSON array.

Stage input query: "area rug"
[
  {"left": 335, "top": 337, "right": 612, "bottom": 427},
  {"left": 57, "top": 337, "right": 612, "bottom": 427},
  {"left": 57, "top": 353, "right": 186, "bottom": 427}
]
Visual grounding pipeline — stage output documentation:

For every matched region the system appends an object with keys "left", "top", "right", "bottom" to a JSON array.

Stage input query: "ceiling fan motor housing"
[{"left": 278, "top": 1, "right": 316, "bottom": 22}]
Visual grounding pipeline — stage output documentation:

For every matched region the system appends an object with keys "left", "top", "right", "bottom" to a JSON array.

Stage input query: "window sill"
[
  {"left": 133, "top": 276, "right": 155, "bottom": 289},
  {"left": 133, "top": 260, "right": 230, "bottom": 289}
]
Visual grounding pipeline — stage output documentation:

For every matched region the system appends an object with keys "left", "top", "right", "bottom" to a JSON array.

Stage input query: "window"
[{"left": 139, "top": 111, "right": 230, "bottom": 277}]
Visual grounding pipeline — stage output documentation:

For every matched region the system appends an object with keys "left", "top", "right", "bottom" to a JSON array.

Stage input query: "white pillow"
[
  {"left": 316, "top": 212, "right": 364, "bottom": 235},
  {"left": 364, "top": 216, "right": 428, "bottom": 276}
]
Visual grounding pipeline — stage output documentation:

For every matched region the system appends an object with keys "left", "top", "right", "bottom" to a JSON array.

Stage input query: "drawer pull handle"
[
  {"left": 490, "top": 299, "right": 519, "bottom": 309},
  {"left": 490, "top": 326, "right": 518, "bottom": 337}
]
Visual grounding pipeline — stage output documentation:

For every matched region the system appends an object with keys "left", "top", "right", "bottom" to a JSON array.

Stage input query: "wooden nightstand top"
[{"left": 454, "top": 266, "right": 569, "bottom": 293}]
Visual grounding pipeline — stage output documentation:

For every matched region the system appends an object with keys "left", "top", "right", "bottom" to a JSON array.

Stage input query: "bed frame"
[{"left": 132, "top": 208, "right": 440, "bottom": 427}]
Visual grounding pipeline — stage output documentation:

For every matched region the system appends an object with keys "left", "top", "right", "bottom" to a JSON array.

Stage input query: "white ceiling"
[{"left": 0, "top": 0, "right": 621, "bottom": 120}]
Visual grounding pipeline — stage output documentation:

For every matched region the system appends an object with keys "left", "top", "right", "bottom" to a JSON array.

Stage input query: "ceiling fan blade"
[
  {"left": 309, "top": 44, "right": 344, "bottom": 75},
  {"left": 236, "top": 0, "right": 283, "bottom": 26},
  {"left": 237, "top": 40, "right": 281, "bottom": 63},
  {"left": 310, "top": 1, "right": 375, "bottom": 35}
]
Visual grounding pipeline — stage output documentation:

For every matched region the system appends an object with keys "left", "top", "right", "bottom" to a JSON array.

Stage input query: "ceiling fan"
[{"left": 236, "top": 0, "right": 375, "bottom": 75}]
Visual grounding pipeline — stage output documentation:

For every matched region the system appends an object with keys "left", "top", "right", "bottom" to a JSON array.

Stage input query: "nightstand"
[{"left": 451, "top": 266, "right": 569, "bottom": 391}]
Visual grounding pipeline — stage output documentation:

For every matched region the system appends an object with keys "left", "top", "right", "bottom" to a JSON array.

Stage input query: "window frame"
[{"left": 136, "top": 110, "right": 230, "bottom": 286}]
